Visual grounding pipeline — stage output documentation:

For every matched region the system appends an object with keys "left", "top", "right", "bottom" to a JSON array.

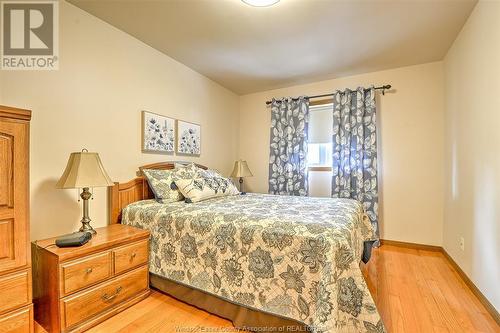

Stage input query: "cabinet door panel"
[
  {"left": 0, "top": 134, "right": 13, "bottom": 208},
  {"left": 0, "top": 219, "right": 14, "bottom": 262},
  {"left": 0, "top": 121, "right": 29, "bottom": 272}
]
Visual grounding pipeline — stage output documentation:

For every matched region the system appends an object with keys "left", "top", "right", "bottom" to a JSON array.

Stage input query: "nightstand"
[{"left": 31, "top": 224, "right": 150, "bottom": 333}]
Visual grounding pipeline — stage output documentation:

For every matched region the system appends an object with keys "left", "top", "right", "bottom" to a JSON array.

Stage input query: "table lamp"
[
  {"left": 230, "top": 160, "right": 253, "bottom": 194},
  {"left": 56, "top": 149, "right": 114, "bottom": 235}
]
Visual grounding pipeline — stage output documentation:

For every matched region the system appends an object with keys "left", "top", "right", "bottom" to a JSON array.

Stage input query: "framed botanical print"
[
  {"left": 176, "top": 120, "right": 201, "bottom": 156},
  {"left": 142, "top": 111, "right": 175, "bottom": 154}
]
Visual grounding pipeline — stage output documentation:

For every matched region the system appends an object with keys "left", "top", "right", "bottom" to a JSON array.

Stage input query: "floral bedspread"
[{"left": 122, "top": 193, "right": 385, "bottom": 333}]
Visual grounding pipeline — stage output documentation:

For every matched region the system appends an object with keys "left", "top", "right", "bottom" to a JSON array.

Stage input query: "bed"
[{"left": 109, "top": 162, "right": 384, "bottom": 333}]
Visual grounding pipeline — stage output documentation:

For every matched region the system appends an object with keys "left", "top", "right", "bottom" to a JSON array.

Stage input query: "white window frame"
[{"left": 308, "top": 102, "right": 333, "bottom": 172}]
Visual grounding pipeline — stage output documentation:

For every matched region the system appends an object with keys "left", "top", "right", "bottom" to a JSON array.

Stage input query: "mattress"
[{"left": 122, "top": 193, "right": 384, "bottom": 333}]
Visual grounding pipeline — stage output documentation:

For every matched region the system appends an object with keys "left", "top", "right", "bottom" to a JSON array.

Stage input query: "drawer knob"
[
  {"left": 86, "top": 267, "right": 93, "bottom": 274},
  {"left": 101, "top": 286, "right": 122, "bottom": 302},
  {"left": 131, "top": 253, "right": 137, "bottom": 260}
]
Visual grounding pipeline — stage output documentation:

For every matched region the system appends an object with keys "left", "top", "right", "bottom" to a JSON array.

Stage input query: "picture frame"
[
  {"left": 142, "top": 111, "right": 175, "bottom": 154},
  {"left": 176, "top": 120, "right": 201, "bottom": 156}
]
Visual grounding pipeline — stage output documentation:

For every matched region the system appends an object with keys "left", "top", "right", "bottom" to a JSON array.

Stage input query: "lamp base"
[
  {"left": 79, "top": 187, "right": 97, "bottom": 236},
  {"left": 79, "top": 222, "right": 97, "bottom": 235},
  {"left": 239, "top": 177, "right": 245, "bottom": 193}
]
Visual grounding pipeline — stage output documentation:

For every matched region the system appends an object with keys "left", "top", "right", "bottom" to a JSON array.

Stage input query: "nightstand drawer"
[
  {"left": 0, "top": 304, "right": 33, "bottom": 333},
  {"left": 60, "top": 265, "right": 148, "bottom": 330},
  {"left": 60, "top": 251, "right": 112, "bottom": 296},
  {"left": 113, "top": 240, "right": 148, "bottom": 275},
  {"left": 0, "top": 270, "right": 30, "bottom": 314}
]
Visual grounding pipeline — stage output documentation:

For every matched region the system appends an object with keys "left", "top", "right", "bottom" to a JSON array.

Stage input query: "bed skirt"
[
  {"left": 150, "top": 240, "right": 376, "bottom": 332},
  {"left": 150, "top": 273, "right": 309, "bottom": 332}
]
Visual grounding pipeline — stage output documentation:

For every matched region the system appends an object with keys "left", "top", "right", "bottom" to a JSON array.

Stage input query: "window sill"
[{"left": 308, "top": 166, "right": 332, "bottom": 172}]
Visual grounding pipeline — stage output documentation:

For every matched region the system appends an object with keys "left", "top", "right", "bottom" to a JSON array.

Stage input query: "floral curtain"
[
  {"left": 269, "top": 97, "right": 309, "bottom": 196},
  {"left": 332, "top": 87, "right": 379, "bottom": 240}
]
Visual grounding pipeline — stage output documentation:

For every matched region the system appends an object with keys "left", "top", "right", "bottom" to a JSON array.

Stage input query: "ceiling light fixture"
[{"left": 242, "top": 0, "right": 280, "bottom": 7}]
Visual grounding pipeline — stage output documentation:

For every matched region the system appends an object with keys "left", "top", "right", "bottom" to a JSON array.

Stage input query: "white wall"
[
  {"left": 443, "top": 0, "right": 500, "bottom": 311},
  {"left": 0, "top": 2, "right": 240, "bottom": 240},
  {"left": 239, "top": 62, "right": 445, "bottom": 246}
]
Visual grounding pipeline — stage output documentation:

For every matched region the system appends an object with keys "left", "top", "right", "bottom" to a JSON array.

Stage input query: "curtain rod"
[{"left": 265, "top": 84, "right": 392, "bottom": 105}]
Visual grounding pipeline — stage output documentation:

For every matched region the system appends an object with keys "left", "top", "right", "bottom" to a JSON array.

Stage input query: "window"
[
  {"left": 307, "top": 143, "right": 332, "bottom": 167},
  {"left": 307, "top": 103, "right": 333, "bottom": 171}
]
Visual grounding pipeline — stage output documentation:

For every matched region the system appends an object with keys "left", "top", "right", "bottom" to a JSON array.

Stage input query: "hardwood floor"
[
  {"left": 35, "top": 245, "right": 499, "bottom": 333},
  {"left": 362, "top": 245, "right": 499, "bottom": 333},
  {"left": 34, "top": 292, "right": 236, "bottom": 333}
]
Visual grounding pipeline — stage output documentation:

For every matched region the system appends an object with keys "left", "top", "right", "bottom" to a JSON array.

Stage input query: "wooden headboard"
[{"left": 108, "top": 161, "right": 208, "bottom": 224}]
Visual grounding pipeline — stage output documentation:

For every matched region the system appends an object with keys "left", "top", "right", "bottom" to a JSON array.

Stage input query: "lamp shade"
[
  {"left": 230, "top": 160, "right": 253, "bottom": 178},
  {"left": 56, "top": 151, "right": 114, "bottom": 189}
]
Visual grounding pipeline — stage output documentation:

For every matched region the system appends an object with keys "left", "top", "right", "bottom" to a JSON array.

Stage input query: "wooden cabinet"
[
  {"left": 0, "top": 106, "right": 33, "bottom": 333},
  {"left": 32, "top": 225, "right": 150, "bottom": 333}
]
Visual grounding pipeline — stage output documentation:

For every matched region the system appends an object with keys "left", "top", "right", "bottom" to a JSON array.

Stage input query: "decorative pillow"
[
  {"left": 174, "top": 170, "right": 240, "bottom": 203},
  {"left": 142, "top": 169, "right": 183, "bottom": 202},
  {"left": 174, "top": 162, "right": 193, "bottom": 170},
  {"left": 173, "top": 162, "right": 199, "bottom": 175}
]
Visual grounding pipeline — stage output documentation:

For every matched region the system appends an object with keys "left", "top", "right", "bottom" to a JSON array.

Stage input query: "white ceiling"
[{"left": 68, "top": 0, "right": 477, "bottom": 95}]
